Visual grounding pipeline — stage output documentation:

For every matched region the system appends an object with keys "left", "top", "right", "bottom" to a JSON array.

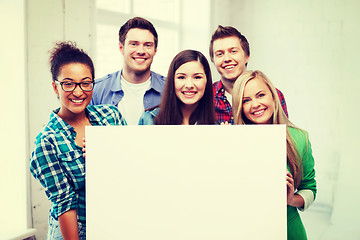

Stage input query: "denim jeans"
[{"left": 47, "top": 215, "right": 86, "bottom": 239}]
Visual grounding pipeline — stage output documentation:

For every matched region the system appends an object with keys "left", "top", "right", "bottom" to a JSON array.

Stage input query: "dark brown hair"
[
  {"left": 209, "top": 25, "right": 250, "bottom": 63},
  {"left": 155, "top": 50, "right": 217, "bottom": 125},
  {"left": 49, "top": 41, "right": 94, "bottom": 81},
  {"left": 119, "top": 17, "right": 158, "bottom": 49}
]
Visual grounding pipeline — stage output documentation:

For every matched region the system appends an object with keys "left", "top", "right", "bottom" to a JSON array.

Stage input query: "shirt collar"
[
  {"left": 111, "top": 70, "right": 163, "bottom": 93},
  {"left": 215, "top": 80, "right": 226, "bottom": 97},
  {"left": 49, "top": 108, "right": 74, "bottom": 135}
]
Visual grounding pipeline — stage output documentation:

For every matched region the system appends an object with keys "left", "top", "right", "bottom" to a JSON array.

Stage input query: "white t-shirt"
[
  {"left": 117, "top": 76, "right": 151, "bottom": 125},
  {"left": 225, "top": 90, "right": 232, "bottom": 106}
]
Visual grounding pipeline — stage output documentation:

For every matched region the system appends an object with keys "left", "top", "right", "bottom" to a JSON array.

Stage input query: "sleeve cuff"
[{"left": 296, "top": 189, "right": 314, "bottom": 211}]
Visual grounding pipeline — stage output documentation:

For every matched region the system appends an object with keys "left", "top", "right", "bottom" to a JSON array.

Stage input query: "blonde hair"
[{"left": 232, "top": 70, "right": 303, "bottom": 188}]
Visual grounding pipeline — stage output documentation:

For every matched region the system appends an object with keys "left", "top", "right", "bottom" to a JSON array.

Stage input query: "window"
[{"left": 95, "top": 0, "right": 211, "bottom": 78}]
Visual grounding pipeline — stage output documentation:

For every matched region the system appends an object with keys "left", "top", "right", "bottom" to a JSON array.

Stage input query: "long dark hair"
[{"left": 155, "top": 50, "right": 217, "bottom": 125}]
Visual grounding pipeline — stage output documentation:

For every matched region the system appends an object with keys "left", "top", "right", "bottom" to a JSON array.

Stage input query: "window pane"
[
  {"left": 133, "top": 0, "right": 180, "bottom": 23},
  {"left": 151, "top": 27, "right": 179, "bottom": 76},
  {"left": 95, "top": 23, "right": 123, "bottom": 78},
  {"left": 97, "top": 0, "right": 130, "bottom": 14}
]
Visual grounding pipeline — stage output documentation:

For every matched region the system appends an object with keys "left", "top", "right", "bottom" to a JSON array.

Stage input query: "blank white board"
[{"left": 86, "top": 125, "right": 287, "bottom": 240}]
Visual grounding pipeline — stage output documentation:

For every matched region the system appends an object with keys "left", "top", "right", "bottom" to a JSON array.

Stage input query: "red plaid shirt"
[{"left": 213, "top": 80, "right": 289, "bottom": 124}]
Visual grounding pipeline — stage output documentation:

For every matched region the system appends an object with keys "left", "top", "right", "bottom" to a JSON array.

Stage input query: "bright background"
[{"left": 1, "top": 0, "right": 359, "bottom": 239}]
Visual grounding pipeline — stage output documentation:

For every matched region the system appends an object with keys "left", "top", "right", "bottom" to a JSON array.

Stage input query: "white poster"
[{"left": 86, "top": 125, "right": 287, "bottom": 240}]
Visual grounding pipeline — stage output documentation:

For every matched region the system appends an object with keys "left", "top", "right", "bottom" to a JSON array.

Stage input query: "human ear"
[
  {"left": 245, "top": 55, "right": 250, "bottom": 64},
  {"left": 119, "top": 42, "right": 124, "bottom": 55},
  {"left": 52, "top": 81, "right": 59, "bottom": 95}
]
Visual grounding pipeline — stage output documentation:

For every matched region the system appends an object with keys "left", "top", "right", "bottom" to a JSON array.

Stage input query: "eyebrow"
[
  {"left": 175, "top": 72, "right": 205, "bottom": 76},
  {"left": 128, "top": 40, "right": 154, "bottom": 45},
  {"left": 61, "top": 77, "right": 92, "bottom": 81}
]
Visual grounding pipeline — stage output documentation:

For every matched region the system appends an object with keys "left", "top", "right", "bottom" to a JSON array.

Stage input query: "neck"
[
  {"left": 57, "top": 108, "right": 88, "bottom": 126},
  {"left": 181, "top": 104, "right": 198, "bottom": 125},
  {"left": 221, "top": 78, "right": 235, "bottom": 95},
  {"left": 122, "top": 67, "right": 151, "bottom": 84}
]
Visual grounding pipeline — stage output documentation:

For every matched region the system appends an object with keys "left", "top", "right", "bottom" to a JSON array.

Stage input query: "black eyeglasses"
[{"left": 55, "top": 80, "right": 94, "bottom": 92}]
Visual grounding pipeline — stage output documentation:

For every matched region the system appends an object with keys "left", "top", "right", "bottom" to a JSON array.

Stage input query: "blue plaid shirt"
[{"left": 30, "top": 105, "right": 126, "bottom": 228}]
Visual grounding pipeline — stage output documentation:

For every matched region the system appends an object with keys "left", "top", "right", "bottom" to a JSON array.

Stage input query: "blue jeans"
[{"left": 47, "top": 215, "right": 86, "bottom": 239}]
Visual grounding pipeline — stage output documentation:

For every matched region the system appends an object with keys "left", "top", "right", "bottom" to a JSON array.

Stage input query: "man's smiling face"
[
  {"left": 120, "top": 28, "right": 157, "bottom": 76},
  {"left": 212, "top": 36, "right": 249, "bottom": 82}
]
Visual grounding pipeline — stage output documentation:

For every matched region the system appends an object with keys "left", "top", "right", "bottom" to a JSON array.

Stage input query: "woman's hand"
[
  {"left": 286, "top": 170, "right": 305, "bottom": 208},
  {"left": 82, "top": 137, "right": 86, "bottom": 158},
  {"left": 220, "top": 121, "right": 230, "bottom": 125},
  {"left": 286, "top": 170, "right": 295, "bottom": 205}
]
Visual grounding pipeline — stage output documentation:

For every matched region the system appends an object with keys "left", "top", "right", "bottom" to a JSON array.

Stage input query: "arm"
[
  {"left": 30, "top": 136, "right": 80, "bottom": 226},
  {"left": 58, "top": 209, "right": 79, "bottom": 240},
  {"left": 288, "top": 128, "right": 317, "bottom": 210},
  {"left": 287, "top": 170, "right": 305, "bottom": 208}
]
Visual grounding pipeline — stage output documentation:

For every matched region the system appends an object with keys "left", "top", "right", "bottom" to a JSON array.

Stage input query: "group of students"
[{"left": 30, "top": 17, "right": 316, "bottom": 240}]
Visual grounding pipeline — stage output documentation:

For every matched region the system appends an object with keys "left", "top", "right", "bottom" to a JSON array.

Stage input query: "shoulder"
[
  {"left": 288, "top": 127, "right": 310, "bottom": 152},
  {"left": 139, "top": 107, "right": 159, "bottom": 125},
  {"left": 150, "top": 71, "right": 166, "bottom": 93},
  {"left": 151, "top": 71, "right": 166, "bottom": 82},
  {"left": 87, "top": 105, "right": 126, "bottom": 125},
  {"left": 87, "top": 104, "right": 118, "bottom": 114},
  {"left": 275, "top": 88, "right": 285, "bottom": 98},
  {"left": 212, "top": 80, "right": 223, "bottom": 94},
  {"left": 94, "top": 71, "right": 121, "bottom": 85},
  {"left": 288, "top": 127, "right": 308, "bottom": 140},
  {"left": 213, "top": 80, "right": 221, "bottom": 88}
]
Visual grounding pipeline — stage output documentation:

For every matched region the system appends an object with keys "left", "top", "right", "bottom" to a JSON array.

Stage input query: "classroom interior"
[{"left": 1, "top": 0, "right": 360, "bottom": 239}]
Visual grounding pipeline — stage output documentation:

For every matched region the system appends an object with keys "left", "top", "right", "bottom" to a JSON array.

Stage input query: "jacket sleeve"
[{"left": 296, "top": 130, "right": 317, "bottom": 199}]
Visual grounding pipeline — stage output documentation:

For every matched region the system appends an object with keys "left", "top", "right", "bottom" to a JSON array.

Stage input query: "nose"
[
  {"left": 251, "top": 99, "right": 261, "bottom": 108},
  {"left": 136, "top": 45, "right": 145, "bottom": 55},
  {"left": 184, "top": 77, "right": 194, "bottom": 89},
  {"left": 224, "top": 52, "right": 231, "bottom": 62},
  {"left": 72, "top": 84, "right": 83, "bottom": 96}
]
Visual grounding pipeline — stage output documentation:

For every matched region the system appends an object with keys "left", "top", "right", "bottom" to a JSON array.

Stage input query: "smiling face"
[
  {"left": 242, "top": 77, "right": 274, "bottom": 124},
  {"left": 52, "top": 62, "right": 93, "bottom": 120},
  {"left": 212, "top": 36, "right": 249, "bottom": 82},
  {"left": 174, "top": 61, "right": 207, "bottom": 108},
  {"left": 119, "top": 28, "right": 157, "bottom": 77}
]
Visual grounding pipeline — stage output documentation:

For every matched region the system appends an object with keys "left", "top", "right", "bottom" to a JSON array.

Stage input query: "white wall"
[
  {"left": 25, "top": 0, "right": 360, "bottom": 239},
  {"left": 226, "top": 0, "right": 360, "bottom": 237},
  {"left": 0, "top": 0, "right": 29, "bottom": 237}
]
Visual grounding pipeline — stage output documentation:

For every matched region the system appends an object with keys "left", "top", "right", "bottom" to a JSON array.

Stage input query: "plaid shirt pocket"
[{"left": 59, "top": 150, "right": 85, "bottom": 189}]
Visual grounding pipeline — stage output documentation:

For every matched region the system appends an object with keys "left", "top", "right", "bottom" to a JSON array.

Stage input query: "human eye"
[
  {"left": 81, "top": 82, "right": 92, "bottom": 87},
  {"left": 231, "top": 49, "right": 238, "bottom": 54},
  {"left": 215, "top": 52, "right": 223, "bottom": 57},
  {"left": 194, "top": 75, "right": 204, "bottom": 80},
  {"left": 258, "top": 93, "right": 265, "bottom": 98},
  {"left": 177, "top": 75, "right": 185, "bottom": 80},
  {"left": 63, "top": 81, "right": 75, "bottom": 87},
  {"left": 242, "top": 98, "right": 250, "bottom": 104},
  {"left": 145, "top": 43, "right": 153, "bottom": 48}
]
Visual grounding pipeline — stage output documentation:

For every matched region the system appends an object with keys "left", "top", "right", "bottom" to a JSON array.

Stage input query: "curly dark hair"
[{"left": 49, "top": 41, "right": 95, "bottom": 81}]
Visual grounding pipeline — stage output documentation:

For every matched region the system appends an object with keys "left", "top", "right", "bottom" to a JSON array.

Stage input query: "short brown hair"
[
  {"left": 209, "top": 25, "right": 250, "bottom": 61},
  {"left": 119, "top": 17, "right": 158, "bottom": 49}
]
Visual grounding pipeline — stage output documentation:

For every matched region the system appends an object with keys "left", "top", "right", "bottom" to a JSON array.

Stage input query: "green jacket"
[{"left": 287, "top": 127, "right": 317, "bottom": 240}]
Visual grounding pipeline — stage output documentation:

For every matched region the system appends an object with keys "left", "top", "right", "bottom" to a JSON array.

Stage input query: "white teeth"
[
  {"left": 134, "top": 58, "right": 146, "bottom": 63},
  {"left": 183, "top": 92, "right": 195, "bottom": 96},
  {"left": 71, "top": 99, "right": 84, "bottom": 103},
  {"left": 225, "top": 66, "right": 234, "bottom": 70},
  {"left": 253, "top": 110, "right": 265, "bottom": 116}
]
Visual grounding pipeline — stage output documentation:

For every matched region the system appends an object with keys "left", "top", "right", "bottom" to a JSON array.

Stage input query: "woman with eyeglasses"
[{"left": 30, "top": 41, "right": 126, "bottom": 240}]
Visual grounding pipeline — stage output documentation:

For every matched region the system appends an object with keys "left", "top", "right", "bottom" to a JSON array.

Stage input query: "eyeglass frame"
[{"left": 54, "top": 79, "right": 95, "bottom": 92}]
